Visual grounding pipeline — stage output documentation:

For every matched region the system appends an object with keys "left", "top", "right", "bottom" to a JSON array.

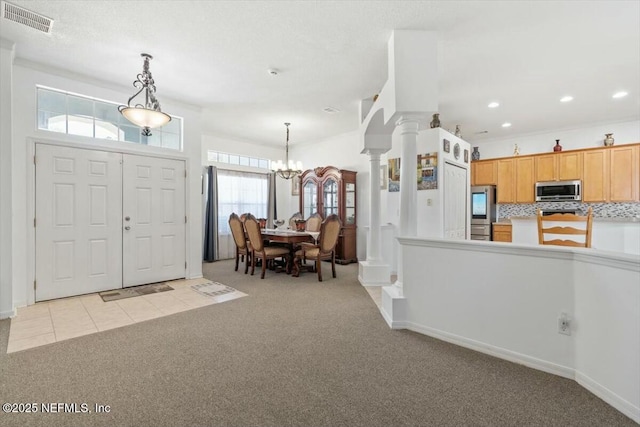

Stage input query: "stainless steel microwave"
[{"left": 535, "top": 180, "right": 581, "bottom": 202}]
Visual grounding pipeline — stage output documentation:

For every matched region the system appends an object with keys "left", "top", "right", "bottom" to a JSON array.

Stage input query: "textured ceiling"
[{"left": 1, "top": 0, "right": 638, "bottom": 147}]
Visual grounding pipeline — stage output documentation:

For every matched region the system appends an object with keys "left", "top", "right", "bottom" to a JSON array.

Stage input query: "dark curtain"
[
  {"left": 203, "top": 166, "right": 218, "bottom": 262},
  {"left": 267, "top": 172, "right": 277, "bottom": 228}
]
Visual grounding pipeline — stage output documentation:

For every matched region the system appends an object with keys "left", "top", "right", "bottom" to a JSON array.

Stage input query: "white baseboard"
[
  {"left": 575, "top": 371, "right": 640, "bottom": 424},
  {"left": 379, "top": 306, "right": 407, "bottom": 329},
  {"left": 0, "top": 308, "right": 16, "bottom": 319},
  {"left": 405, "top": 322, "right": 574, "bottom": 379}
]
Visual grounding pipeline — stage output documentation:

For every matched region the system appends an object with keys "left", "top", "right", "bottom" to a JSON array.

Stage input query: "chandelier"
[
  {"left": 118, "top": 53, "right": 171, "bottom": 136},
  {"left": 271, "top": 122, "right": 303, "bottom": 179}
]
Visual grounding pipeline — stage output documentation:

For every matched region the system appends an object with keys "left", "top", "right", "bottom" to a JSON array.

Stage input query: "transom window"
[
  {"left": 207, "top": 150, "right": 270, "bottom": 170},
  {"left": 36, "top": 86, "right": 183, "bottom": 151}
]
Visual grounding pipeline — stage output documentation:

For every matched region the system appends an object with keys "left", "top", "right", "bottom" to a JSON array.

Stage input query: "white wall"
[
  {"left": 0, "top": 40, "right": 14, "bottom": 318},
  {"left": 398, "top": 237, "right": 640, "bottom": 423},
  {"left": 473, "top": 120, "right": 640, "bottom": 160},
  {"left": 5, "top": 59, "right": 203, "bottom": 312}
]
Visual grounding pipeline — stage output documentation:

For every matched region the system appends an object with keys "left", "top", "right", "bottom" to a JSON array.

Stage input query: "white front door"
[
  {"left": 122, "top": 154, "right": 186, "bottom": 287},
  {"left": 444, "top": 162, "right": 468, "bottom": 240},
  {"left": 35, "top": 144, "right": 123, "bottom": 301}
]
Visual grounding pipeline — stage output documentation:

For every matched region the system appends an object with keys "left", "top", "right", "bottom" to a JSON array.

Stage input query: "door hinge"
[
  {"left": 34, "top": 218, "right": 36, "bottom": 227},
  {"left": 33, "top": 155, "right": 36, "bottom": 165},
  {"left": 33, "top": 280, "right": 37, "bottom": 290},
  {"left": 185, "top": 216, "right": 187, "bottom": 223},
  {"left": 184, "top": 169, "right": 187, "bottom": 178},
  {"left": 185, "top": 262, "right": 187, "bottom": 269}
]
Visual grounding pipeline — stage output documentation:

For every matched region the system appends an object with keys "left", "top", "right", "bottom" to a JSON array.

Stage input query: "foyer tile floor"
[{"left": 6, "top": 278, "right": 247, "bottom": 354}]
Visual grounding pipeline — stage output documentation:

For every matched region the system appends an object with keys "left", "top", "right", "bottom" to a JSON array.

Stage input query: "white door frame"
[{"left": 26, "top": 137, "right": 192, "bottom": 306}]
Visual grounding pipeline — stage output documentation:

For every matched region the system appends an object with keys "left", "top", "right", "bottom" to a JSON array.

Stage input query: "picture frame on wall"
[
  {"left": 292, "top": 177, "right": 300, "bottom": 196},
  {"left": 443, "top": 139, "right": 450, "bottom": 153},
  {"left": 464, "top": 149, "right": 469, "bottom": 163},
  {"left": 380, "top": 165, "right": 388, "bottom": 190}
]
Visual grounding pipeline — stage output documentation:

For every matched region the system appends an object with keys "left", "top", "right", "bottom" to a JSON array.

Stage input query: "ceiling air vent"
[
  {"left": 323, "top": 106, "right": 341, "bottom": 114},
  {"left": 2, "top": 1, "right": 53, "bottom": 34}
]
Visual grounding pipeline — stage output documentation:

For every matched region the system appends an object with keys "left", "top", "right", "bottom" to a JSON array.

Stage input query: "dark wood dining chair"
[
  {"left": 292, "top": 214, "right": 341, "bottom": 281},
  {"left": 228, "top": 213, "right": 250, "bottom": 273},
  {"left": 305, "top": 212, "right": 323, "bottom": 232},
  {"left": 244, "top": 214, "right": 291, "bottom": 279}
]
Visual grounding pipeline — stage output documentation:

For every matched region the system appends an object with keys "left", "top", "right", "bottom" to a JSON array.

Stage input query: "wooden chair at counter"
[
  {"left": 537, "top": 207, "right": 593, "bottom": 248},
  {"left": 292, "top": 214, "right": 341, "bottom": 281},
  {"left": 228, "top": 213, "right": 250, "bottom": 274},
  {"left": 244, "top": 213, "right": 291, "bottom": 279}
]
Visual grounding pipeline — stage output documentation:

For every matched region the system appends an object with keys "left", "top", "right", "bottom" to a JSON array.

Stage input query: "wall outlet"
[
  {"left": 558, "top": 312, "right": 571, "bottom": 336},
  {"left": 427, "top": 198, "right": 432, "bottom": 206}
]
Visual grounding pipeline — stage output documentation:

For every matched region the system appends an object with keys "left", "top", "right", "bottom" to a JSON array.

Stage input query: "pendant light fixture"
[
  {"left": 271, "top": 122, "right": 303, "bottom": 179},
  {"left": 118, "top": 53, "right": 171, "bottom": 136}
]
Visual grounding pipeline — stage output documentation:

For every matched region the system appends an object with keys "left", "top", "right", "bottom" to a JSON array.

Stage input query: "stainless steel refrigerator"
[{"left": 470, "top": 185, "right": 497, "bottom": 241}]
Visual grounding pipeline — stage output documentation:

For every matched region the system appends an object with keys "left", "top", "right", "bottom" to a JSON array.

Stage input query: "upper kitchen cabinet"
[
  {"left": 609, "top": 145, "right": 639, "bottom": 202},
  {"left": 515, "top": 157, "right": 535, "bottom": 203},
  {"left": 471, "top": 160, "right": 497, "bottom": 186},
  {"left": 496, "top": 158, "right": 515, "bottom": 203},
  {"left": 582, "top": 149, "right": 608, "bottom": 202},
  {"left": 535, "top": 152, "right": 582, "bottom": 182}
]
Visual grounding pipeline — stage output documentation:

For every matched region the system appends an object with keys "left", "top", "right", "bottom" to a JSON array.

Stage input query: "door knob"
[
  {"left": 124, "top": 226, "right": 131, "bottom": 230},
  {"left": 125, "top": 216, "right": 130, "bottom": 221}
]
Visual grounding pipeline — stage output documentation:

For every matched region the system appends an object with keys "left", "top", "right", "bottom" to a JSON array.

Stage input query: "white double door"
[{"left": 35, "top": 144, "right": 186, "bottom": 301}]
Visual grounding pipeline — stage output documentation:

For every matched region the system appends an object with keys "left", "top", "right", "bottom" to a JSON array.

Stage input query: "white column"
[
  {"left": 367, "top": 151, "right": 383, "bottom": 262},
  {"left": 358, "top": 149, "right": 390, "bottom": 286},
  {"left": 393, "top": 116, "right": 420, "bottom": 295}
]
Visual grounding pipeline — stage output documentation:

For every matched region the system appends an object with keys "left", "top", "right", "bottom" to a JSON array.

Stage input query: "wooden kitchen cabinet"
[
  {"left": 535, "top": 152, "right": 582, "bottom": 182},
  {"left": 492, "top": 223, "right": 512, "bottom": 242},
  {"left": 496, "top": 159, "right": 515, "bottom": 203},
  {"left": 558, "top": 151, "right": 582, "bottom": 180},
  {"left": 583, "top": 149, "right": 608, "bottom": 202},
  {"left": 609, "top": 145, "right": 639, "bottom": 202},
  {"left": 472, "top": 160, "right": 497, "bottom": 185},
  {"left": 515, "top": 157, "right": 535, "bottom": 203}
]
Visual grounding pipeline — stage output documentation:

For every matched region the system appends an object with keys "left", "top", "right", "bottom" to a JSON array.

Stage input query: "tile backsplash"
[{"left": 498, "top": 202, "right": 640, "bottom": 219}]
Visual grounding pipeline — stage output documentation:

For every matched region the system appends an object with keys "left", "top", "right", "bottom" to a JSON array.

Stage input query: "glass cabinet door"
[
  {"left": 345, "top": 182, "right": 356, "bottom": 225},
  {"left": 323, "top": 178, "right": 338, "bottom": 218},
  {"left": 302, "top": 181, "right": 317, "bottom": 218}
]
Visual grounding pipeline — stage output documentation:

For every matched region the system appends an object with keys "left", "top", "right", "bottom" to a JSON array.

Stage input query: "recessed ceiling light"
[
  {"left": 560, "top": 96, "right": 573, "bottom": 103},
  {"left": 612, "top": 91, "right": 628, "bottom": 99},
  {"left": 501, "top": 122, "right": 511, "bottom": 128},
  {"left": 488, "top": 102, "right": 500, "bottom": 108}
]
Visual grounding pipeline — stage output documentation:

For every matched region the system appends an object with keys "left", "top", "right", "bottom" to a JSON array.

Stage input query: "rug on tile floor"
[
  {"left": 99, "top": 283, "right": 174, "bottom": 302},
  {"left": 190, "top": 281, "right": 237, "bottom": 297}
]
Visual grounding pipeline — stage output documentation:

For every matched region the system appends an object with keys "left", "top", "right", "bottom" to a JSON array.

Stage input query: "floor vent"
[{"left": 2, "top": 1, "right": 53, "bottom": 34}]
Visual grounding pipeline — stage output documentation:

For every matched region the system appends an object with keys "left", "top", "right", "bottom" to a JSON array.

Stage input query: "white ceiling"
[{"left": 1, "top": 1, "right": 638, "bottom": 147}]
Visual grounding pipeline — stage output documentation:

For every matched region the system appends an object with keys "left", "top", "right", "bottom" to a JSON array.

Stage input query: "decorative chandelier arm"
[{"left": 118, "top": 53, "right": 171, "bottom": 136}]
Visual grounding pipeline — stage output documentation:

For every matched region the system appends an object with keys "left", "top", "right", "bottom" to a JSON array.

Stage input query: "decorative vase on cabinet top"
[
  {"left": 471, "top": 146, "right": 480, "bottom": 161},
  {"left": 604, "top": 133, "right": 615, "bottom": 146},
  {"left": 553, "top": 139, "right": 562, "bottom": 152},
  {"left": 430, "top": 113, "right": 440, "bottom": 129}
]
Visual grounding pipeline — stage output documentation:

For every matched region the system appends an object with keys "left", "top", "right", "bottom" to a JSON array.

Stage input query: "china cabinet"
[{"left": 299, "top": 166, "right": 357, "bottom": 264}]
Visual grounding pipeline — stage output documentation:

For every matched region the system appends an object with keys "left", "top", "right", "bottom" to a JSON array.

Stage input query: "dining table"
[{"left": 261, "top": 228, "right": 315, "bottom": 273}]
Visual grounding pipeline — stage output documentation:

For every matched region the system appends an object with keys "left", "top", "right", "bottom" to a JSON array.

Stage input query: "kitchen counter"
[{"left": 504, "top": 216, "right": 640, "bottom": 223}]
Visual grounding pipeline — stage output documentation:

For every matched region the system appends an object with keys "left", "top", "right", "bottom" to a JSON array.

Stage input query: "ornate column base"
[
  {"left": 358, "top": 260, "right": 390, "bottom": 286},
  {"left": 381, "top": 285, "right": 407, "bottom": 329}
]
